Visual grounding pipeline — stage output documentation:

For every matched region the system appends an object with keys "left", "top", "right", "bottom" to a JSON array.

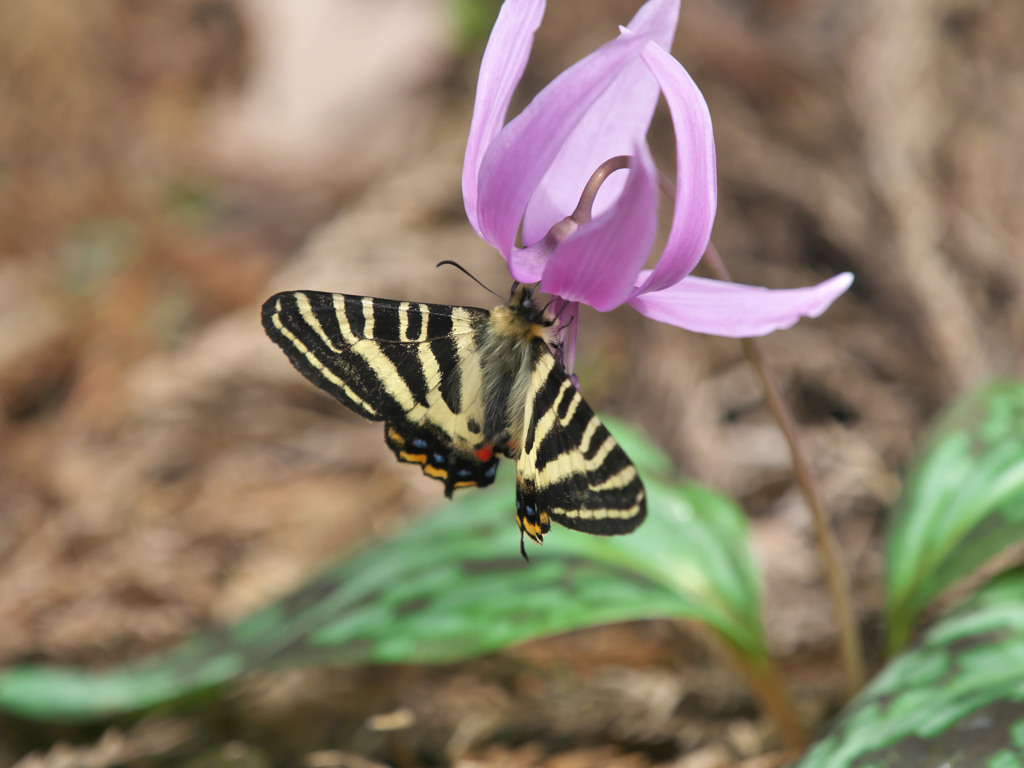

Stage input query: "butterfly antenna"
[
  {"left": 436, "top": 260, "right": 505, "bottom": 301},
  {"left": 544, "top": 300, "right": 572, "bottom": 323}
]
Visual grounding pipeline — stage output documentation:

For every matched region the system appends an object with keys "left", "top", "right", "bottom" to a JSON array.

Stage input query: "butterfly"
[{"left": 261, "top": 282, "right": 646, "bottom": 558}]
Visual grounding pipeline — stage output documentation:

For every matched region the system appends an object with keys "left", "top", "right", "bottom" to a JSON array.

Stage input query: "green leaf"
[
  {"left": 0, "top": 419, "right": 766, "bottom": 722},
  {"left": 797, "top": 567, "right": 1024, "bottom": 768},
  {"left": 886, "top": 381, "right": 1024, "bottom": 653}
]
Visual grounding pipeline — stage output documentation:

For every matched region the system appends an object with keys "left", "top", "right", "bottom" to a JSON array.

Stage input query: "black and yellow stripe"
[
  {"left": 515, "top": 340, "right": 645, "bottom": 543},
  {"left": 263, "top": 292, "right": 486, "bottom": 420},
  {"left": 262, "top": 291, "right": 499, "bottom": 496}
]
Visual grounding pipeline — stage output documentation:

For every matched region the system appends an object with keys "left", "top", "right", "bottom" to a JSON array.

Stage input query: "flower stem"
[
  {"left": 686, "top": 622, "right": 809, "bottom": 751},
  {"left": 701, "top": 242, "right": 866, "bottom": 695}
]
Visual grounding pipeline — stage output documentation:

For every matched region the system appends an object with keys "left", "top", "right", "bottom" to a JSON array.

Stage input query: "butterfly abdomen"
[{"left": 477, "top": 299, "right": 554, "bottom": 455}]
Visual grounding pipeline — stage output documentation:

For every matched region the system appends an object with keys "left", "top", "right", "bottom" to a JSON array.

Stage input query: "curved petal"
[
  {"left": 520, "top": 0, "right": 680, "bottom": 246},
  {"left": 541, "top": 144, "right": 659, "bottom": 311},
  {"left": 508, "top": 224, "right": 564, "bottom": 283},
  {"left": 625, "top": 0, "right": 680, "bottom": 46},
  {"left": 476, "top": 31, "right": 650, "bottom": 257},
  {"left": 628, "top": 272, "right": 854, "bottom": 337},
  {"left": 462, "top": 0, "right": 546, "bottom": 237},
  {"left": 633, "top": 41, "right": 717, "bottom": 296}
]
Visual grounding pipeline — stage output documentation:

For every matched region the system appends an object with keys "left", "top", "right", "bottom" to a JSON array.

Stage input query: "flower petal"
[
  {"left": 508, "top": 217, "right": 575, "bottom": 283},
  {"left": 476, "top": 30, "right": 651, "bottom": 257},
  {"left": 520, "top": 0, "right": 680, "bottom": 246},
  {"left": 628, "top": 272, "right": 854, "bottom": 337},
  {"left": 633, "top": 41, "right": 717, "bottom": 296},
  {"left": 462, "top": 0, "right": 546, "bottom": 237},
  {"left": 541, "top": 144, "right": 659, "bottom": 311},
  {"left": 625, "top": 0, "right": 680, "bottom": 46}
]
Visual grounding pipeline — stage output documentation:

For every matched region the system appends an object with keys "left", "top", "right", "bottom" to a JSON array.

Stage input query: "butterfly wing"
[
  {"left": 515, "top": 339, "right": 647, "bottom": 550},
  {"left": 262, "top": 290, "right": 499, "bottom": 495}
]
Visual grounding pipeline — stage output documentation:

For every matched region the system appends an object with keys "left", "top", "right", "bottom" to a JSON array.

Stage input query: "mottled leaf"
[
  {"left": 0, "top": 419, "right": 766, "bottom": 722},
  {"left": 887, "top": 381, "right": 1024, "bottom": 653},
  {"left": 798, "top": 567, "right": 1024, "bottom": 768}
]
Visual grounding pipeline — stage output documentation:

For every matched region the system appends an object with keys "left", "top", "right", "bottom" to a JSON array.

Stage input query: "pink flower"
[{"left": 462, "top": 0, "right": 852, "bottom": 369}]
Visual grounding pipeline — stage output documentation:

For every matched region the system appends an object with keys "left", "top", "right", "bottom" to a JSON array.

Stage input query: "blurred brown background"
[{"left": 0, "top": 0, "right": 1022, "bottom": 766}]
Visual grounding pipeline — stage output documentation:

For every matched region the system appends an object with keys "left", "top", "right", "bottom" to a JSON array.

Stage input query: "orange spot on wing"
[
  {"left": 423, "top": 465, "right": 448, "bottom": 480},
  {"left": 399, "top": 452, "right": 427, "bottom": 464},
  {"left": 454, "top": 480, "right": 478, "bottom": 489},
  {"left": 520, "top": 517, "right": 544, "bottom": 543}
]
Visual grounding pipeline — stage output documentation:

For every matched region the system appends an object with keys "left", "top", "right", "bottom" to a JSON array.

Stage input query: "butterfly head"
[
  {"left": 489, "top": 284, "right": 556, "bottom": 348},
  {"left": 507, "top": 284, "right": 552, "bottom": 326}
]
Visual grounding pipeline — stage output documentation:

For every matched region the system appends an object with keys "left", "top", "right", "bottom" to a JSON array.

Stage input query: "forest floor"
[{"left": 1, "top": 1, "right": 1023, "bottom": 766}]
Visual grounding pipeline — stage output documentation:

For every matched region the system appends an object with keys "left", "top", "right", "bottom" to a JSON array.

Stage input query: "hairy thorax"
[{"left": 477, "top": 290, "right": 554, "bottom": 455}]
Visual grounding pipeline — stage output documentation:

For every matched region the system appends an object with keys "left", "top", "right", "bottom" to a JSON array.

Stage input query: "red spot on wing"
[{"left": 474, "top": 445, "right": 494, "bottom": 462}]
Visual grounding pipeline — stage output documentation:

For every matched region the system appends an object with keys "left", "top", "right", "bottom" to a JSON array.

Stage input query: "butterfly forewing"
[
  {"left": 262, "top": 291, "right": 499, "bottom": 495},
  {"left": 515, "top": 340, "right": 646, "bottom": 543}
]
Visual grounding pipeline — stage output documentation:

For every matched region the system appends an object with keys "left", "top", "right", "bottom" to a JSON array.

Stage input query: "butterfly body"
[
  {"left": 261, "top": 286, "right": 646, "bottom": 557},
  {"left": 476, "top": 289, "right": 552, "bottom": 453}
]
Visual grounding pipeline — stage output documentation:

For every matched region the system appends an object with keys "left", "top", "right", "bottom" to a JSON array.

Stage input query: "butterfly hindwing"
[
  {"left": 262, "top": 290, "right": 498, "bottom": 494},
  {"left": 384, "top": 418, "right": 499, "bottom": 497},
  {"left": 515, "top": 339, "right": 646, "bottom": 545}
]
